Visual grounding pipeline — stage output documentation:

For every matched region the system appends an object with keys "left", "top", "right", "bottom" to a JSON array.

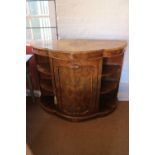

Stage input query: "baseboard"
[
  {"left": 26, "top": 89, "right": 41, "bottom": 97},
  {"left": 117, "top": 83, "right": 129, "bottom": 101}
]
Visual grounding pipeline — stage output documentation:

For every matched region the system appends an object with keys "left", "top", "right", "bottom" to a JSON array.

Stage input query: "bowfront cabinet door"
[{"left": 49, "top": 52, "right": 103, "bottom": 116}]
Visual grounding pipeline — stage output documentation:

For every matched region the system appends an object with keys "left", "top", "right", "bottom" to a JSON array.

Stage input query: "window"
[{"left": 26, "top": 0, "right": 58, "bottom": 41}]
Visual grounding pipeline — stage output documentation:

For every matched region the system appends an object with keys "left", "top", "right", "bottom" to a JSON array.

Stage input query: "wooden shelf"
[
  {"left": 100, "top": 80, "right": 118, "bottom": 95},
  {"left": 102, "top": 77, "right": 119, "bottom": 82},
  {"left": 35, "top": 54, "right": 49, "bottom": 63},
  {"left": 37, "top": 64, "right": 51, "bottom": 76},
  {"left": 102, "top": 64, "right": 121, "bottom": 77},
  {"left": 39, "top": 72, "right": 51, "bottom": 80},
  {"left": 40, "top": 81, "right": 53, "bottom": 94}
]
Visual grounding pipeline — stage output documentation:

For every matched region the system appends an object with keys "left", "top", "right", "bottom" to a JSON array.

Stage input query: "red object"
[
  {"left": 26, "top": 45, "right": 33, "bottom": 54},
  {"left": 26, "top": 45, "right": 40, "bottom": 90}
]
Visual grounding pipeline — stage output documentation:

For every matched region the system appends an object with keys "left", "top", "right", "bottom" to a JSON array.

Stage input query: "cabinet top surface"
[{"left": 29, "top": 39, "right": 127, "bottom": 53}]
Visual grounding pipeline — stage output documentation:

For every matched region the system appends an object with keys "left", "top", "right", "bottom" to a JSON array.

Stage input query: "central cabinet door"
[{"left": 49, "top": 52, "right": 103, "bottom": 116}]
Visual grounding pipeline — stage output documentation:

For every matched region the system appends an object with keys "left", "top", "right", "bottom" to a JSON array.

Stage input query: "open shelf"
[
  {"left": 38, "top": 68, "right": 51, "bottom": 80},
  {"left": 37, "top": 64, "right": 51, "bottom": 76},
  {"left": 40, "top": 80, "right": 53, "bottom": 94},
  {"left": 35, "top": 54, "right": 49, "bottom": 63},
  {"left": 39, "top": 72, "right": 51, "bottom": 80},
  {"left": 102, "top": 77, "right": 119, "bottom": 82},
  {"left": 40, "top": 96, "right": 55, "bottom": 107},
  {"left": 100, "top": 80, "right": 118, "bottom": 95},
  {"left": 103, "top": 54, "right": 124, "bottom": 66},
  {"left": 102, "top": 64, "right": 121, "bottom": 77},
  {"left": 40, "top": 87, "right": 54, "bottom": 96}
]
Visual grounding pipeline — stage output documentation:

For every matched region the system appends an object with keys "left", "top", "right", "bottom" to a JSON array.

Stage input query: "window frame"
[{"left": 26, "top": 0, "right": 58, "bottom": 41}]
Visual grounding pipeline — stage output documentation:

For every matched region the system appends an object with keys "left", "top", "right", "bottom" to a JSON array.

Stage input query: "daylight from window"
[{"left": 26, "top": 0, "right": 56, "bottom": 41}]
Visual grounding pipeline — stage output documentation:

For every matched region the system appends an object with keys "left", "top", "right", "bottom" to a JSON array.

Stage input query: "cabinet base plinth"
[{"left": 39, "top": 97, "right": 117, "bottom": 122}]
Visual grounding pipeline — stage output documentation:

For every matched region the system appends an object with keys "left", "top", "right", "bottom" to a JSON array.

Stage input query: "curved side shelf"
[
  {"left": 103, "top": 49, "right": 124, "bottom": 58},
  {"left": 100, "top": 81, "right": 118, "bottom": 95},
  {"left": 33, "top": 48, "right": 48, "bottom": 57},
  {"left": 40, "top": 82, "right": 53, "bottom": 94},
  {"left": 102, "top": 64, "right": 121, "bottom": 77},
  {"left": 37, "top": 64, "right": 51, "bottom": 76},
  {"left": 39, "top": 73, "right": 51, "bottom": 80}
]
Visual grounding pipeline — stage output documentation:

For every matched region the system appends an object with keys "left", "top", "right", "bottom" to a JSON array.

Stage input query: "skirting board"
[
  {"left": 26, "top": 83, "right": 129, "bottom": 101},
  {"left": 26, "top": 89, "right": 41, "bottom": 97},
  {"left": 117, "top": 83, "right": 129, "bottom": 101}
]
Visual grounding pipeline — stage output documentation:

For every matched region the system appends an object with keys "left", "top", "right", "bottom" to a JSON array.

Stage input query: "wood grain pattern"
[
  {"left": 30, "top": 39, "right": 126, "bottom": 53},
  {"left": 32, "top": 39, "right": 127, "bottom": 121},
  {"left": 49, "top": 50, "right": 103, "bottom": 116}
]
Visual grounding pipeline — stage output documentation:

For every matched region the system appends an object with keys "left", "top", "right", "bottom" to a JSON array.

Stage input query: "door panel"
[{"left": 52, "top": 59, "right": 102, "bottom": 116}]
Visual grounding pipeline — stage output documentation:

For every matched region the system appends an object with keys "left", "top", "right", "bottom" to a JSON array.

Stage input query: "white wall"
[{"left": 56, "top": 0, "right": 129, "bottom": 100}]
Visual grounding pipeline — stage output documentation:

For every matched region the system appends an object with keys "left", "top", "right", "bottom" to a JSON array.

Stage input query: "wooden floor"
[{"left": 26, "top": 97, "right": 129, "bottom": 155}]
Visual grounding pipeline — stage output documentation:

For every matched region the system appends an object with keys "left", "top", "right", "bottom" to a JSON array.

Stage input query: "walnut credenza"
[{"left": 31, "top": 39, "right": 127, "bottom": 121}]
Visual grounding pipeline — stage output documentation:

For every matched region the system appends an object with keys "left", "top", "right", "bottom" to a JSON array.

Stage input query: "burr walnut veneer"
[{"left": 32, "top": 39, "right": 127, "bottom": 121}]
